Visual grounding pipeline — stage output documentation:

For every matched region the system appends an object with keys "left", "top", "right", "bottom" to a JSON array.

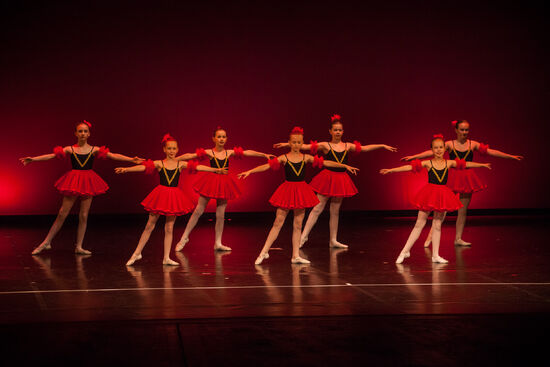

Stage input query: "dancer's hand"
[
  {"left": 215, "top": 168, "right": 228, "bottom": 174},
  {"left": 273, "top": 142, "right": 288, "bottom": 149},
  {"left": 115, "top": 167, "right": 127, "bottom": 174},
  {"left": 482, "top": 163, "right": 492, "bottom": 170},
  {"left": 237, "top": 171, "right": 251, "bottom": 179},
  {"left": 19, "top": 157, "right": 33, "bottom": 165},
  {"left": 345, "top": 165, "right": 360, "bottom": 175},
  {"left": 379, "top": 168, "right": 391, "bottom": 175},
  {"left": 400, "top": 156, "right": 414, "bottom": 161},
  {"left": 265, "top": 153, "right": 276, "bottom": 159},
  {"left": 511, "top": 155, "right": 523, "bottom": 161},
  {"left": 132, "top": 156, "right": 145, "bottom": 164},
  {"left": 384, "top": 145, "right": 398, "bottom": 152}
]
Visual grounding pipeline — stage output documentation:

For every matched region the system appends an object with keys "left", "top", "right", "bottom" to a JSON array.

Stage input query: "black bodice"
[
  {"left": 159, "top": 161, "right": 180, "bottom": 187},
  {"left": 70, "top": 147, "right": 95, "bottom": 170},
  {"left": 428, "top": 160, "right": 448, "bottom": 185},
  {"left": 284, "top": 155, "right": 306, "bottom": 182},
  {"left": 325, "top": 143, "right": 348, "bottom": 172},
  {"left": 209, "top": 150, "right": 229, "bottom": 169},
  {"left": 449, "top": 140, "right": 473, "bottom": 162}
]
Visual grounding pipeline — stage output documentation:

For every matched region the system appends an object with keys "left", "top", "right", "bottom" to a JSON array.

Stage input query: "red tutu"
[
  {"left": 411, "top": 183, "right": 463, "bottom": 212},
  {"left": 54, "top": 170, "right": 109, "bottom": 197},
  {"left": 447, "top": 169, "right": 486, "bottom": 194},
  {"left": 309, "top": 169, "right": 358, "bottom": 197},
  {"left": 141, "top": 185, "right": 195, "bottom": 216},
  {"left": 193, "top": 172, "right": 241, "bottom": 200},
  {"left": 269, "top": 181, "right": 320, "bottom": 209}
]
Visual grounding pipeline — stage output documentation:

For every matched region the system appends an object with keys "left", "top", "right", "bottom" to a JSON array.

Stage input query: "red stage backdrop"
[{"left": 0, "top": 2, "right": 546, "bottom": 214}]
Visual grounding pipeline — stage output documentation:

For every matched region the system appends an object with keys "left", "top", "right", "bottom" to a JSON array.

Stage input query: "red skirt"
[
  {"left": 193, "top": 172, "right": 241, "bottom": 200},
  {"left": 269, "top": 181, "right": 320, "bottom": 209},
  {"left": 309, "top": 169, "right": 358, "bottom": 197},
  {"left": 447, "top": 169, "right": 486, "bottom": 194},
  {"left": 411, "top": 183, "right": 463, "bottom": 213},
  {"left": 141, "top": 185, "right": 195, "bottom": 216},
  {"left": 54, "top": 169, "right": 109, "bottom": 197}
]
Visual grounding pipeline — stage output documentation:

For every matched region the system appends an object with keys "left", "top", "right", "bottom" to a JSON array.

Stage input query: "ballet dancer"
[
  {"left": 116, "top": 134, "right": 227, "bottom": 266},
  {"left": 19, "top": 120, "right": 143, "bottom": 255},
  {"left": 381, "top": 134, "right": 491, "bottom": 264},
  {"left": 174, "top": 126, "right": 274, "bottom": 252},
  {"left": 273, "top": 114, "right": 397, "bottom": 249},
  {"left": 238, "top": 126, "right": 359, "bottom": 265},
  {"left": 401, "top": 120, "right": 523, "bottom": 246}
]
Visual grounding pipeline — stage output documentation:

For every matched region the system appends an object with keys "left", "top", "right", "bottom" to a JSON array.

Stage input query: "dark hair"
[
  {"left": 213, "top": 126, "right": 226, "bottom": 137},
  {"left": 75, "top": 120, "right": 92, "bottom": 131},
  {"left": 453, "top": 120, "right": 469, "bottom": 129},
  {"left": 330, "top": 114, "right": 343, "bottom": 128}
]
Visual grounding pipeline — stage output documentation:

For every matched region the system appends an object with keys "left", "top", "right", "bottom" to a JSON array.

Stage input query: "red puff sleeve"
[
  {"left": 53, "top": 146, "right": 66, "bottom": 159},
  {"left": 142, "top": 159, "right": 156, "bottom": 174},
  {"left": 310, "top": 140, "right": 318, "bottom": 155},
  {"left": 233, "top": 146, "right": 244, "bottom": 159},
  {"left": 455, "top": 158, "right": 466, "bottom": 170},
  {"left": 269, "top": 157, "right": 281, "bottom": 170},
  {"left": 478, "top": 143, "right": 489, "bottom": 155},
  {"left": 187, "top": 159, "right": 199, "bottom": 174},
  {"left": 411, "top": 159, "right": 423, "bottom": 173},
  {"left": 353, "top": 141, "right": 362, "bottom": 155},
  {"left": 195, "top": 148, "right": 207, "bottom": 161},
  {"left": 313, "top": 155, "right": 324, "bottom": 168},
  {"left": 97, "top": 146, "right": 110, "bottom": 159}
]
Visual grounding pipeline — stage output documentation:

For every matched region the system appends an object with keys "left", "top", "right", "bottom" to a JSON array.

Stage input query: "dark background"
[{"left": 1, "top": 1, "right": 546, "bottom": 215}]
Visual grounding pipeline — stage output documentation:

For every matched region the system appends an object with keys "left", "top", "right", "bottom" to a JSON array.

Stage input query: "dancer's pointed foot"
[
  {"left": 126, "top": 254, "right": 142, "bottom": 266},
  {"left": 424, "top": 238, "right": 432, "bottom": 248},
  {"left": 254, "top": 252, "right": 269, "bottom": 265},
  {"left": 299, "top": 236, "right": 308, "bottom": 249},
  {"left": 454, "top": 239, "right": 472, "bottom": 246},
  {"left": 329, "top": 241, "right": 348, "bottom": 249},
  {"left": 75, "top": 246, "right": 92, "bottom": 255},
  {"left": 432, "top": 256, "right": 449, "bottom": 264},
  {"left": 175, "top": 237, "right": 189, "bottom": 252},
  {"left": 32, "top": 242, "right": 52, "bottom": 255},
  {"left": 395, "top": 252, "right": 410, "bottom": 264},
  {"left": 214, "top": 244, "right": 232, "bottom": 251},
  {"left": 291, "top": 256, "right": 310, "bottom": 264},
  {"left": 162, "top": 258, "right": 179, "bottom": 266}
]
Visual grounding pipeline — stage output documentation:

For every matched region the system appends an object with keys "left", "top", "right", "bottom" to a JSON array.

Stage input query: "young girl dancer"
[
  {"left": 274, "top": 114, "right": 397, "bottom": 249},
  {"left": 115, "top": 134, "right": 226, "bottom": 266},
  {"left": 19, "top": 120, "right": 143, "bottom": 255},
  {"left": 174, "top": 126, "right": 274, "bottom": 252},
  {"left": 381, "top": 135, "right": 491, "bottom": 264},
  {"left": 238, "top": 127, "right": 359, "bottom": 265},
  {"left": 401, "top": 120, "right": 523, "bottom": 246}
]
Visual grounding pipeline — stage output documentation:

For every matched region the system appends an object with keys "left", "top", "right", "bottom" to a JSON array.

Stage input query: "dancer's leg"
[
  {"left": 396, "top": 210, "right": 429, "bottom": 263},
  {"left": 299, "top": 194, "right": 329, "bottom": 247},
  {"left": 291, "top": 209, "right": 308, "bottom": 262},
  {"left": 126, "top": 213, "right": 159, "bottom": 265},
  {"left": 328, "top": 197, "right": 347, "bottom": 248},
  {"left": 176, "top": 195, "right": 209, "bottom": 251},
  {"left": 255, "top": 208, "right": 288, "bottom": 264},
  {"left": 32, "top": 195, "right": 77, "bottom": 255},
  {"left": 431, "top": 211, "right": 448, "bottom": 263},
  {"left": 75, "top": 196, "right": 93, "bottom": 254},
  {"left": 455, "top": 193, "right": 472, "bottom": 245},
  {"left": 424, "top": 211, "right": 446, "bottom": 247},
  {"left": 162, "top": 215, "right": 178, "bottom": 265},
  {"left": 214, "top": 199, "right": 231, "bottom": 251}
]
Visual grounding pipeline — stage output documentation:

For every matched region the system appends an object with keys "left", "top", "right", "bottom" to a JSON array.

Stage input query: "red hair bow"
[
  {"left": 82, "top": 120, "right": 92, "bottom": 128},
  {"left": 451, "top": 120, "right": 458, "bottom": 127},
  {"left": 433, "top": 134, "right": 444, "bottom": 140},
  {"left": 290, "top": 126, "right": 304, "bottom": 136},
  {"left": 331, "top": 114, "right": 341, "bottom": 122},
  {"left": 162, "top": 134, "right": 175, "bottom": 145}
]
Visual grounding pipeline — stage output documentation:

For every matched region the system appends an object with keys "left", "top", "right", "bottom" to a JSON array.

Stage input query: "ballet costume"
[
  {"left": 193, "top": 150, "right": 241, "bottom": 200},
  {"left": 447, "top": 140, "right": 486, "bottom": 193},
  {"left": 269, "top": 154, "right": 320, "bottom": 209},
  {"left": 309, "top": 143, "right": 358, "bottom": 197},
  {"left": 141, "top": 161, "right": 195, "bottom": 216},
  {"left": 54, "top": 146, "right": 109, "bottom": 196},
  {"left": 410, "top": 160, "right": 463, "bottom": 212}
]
